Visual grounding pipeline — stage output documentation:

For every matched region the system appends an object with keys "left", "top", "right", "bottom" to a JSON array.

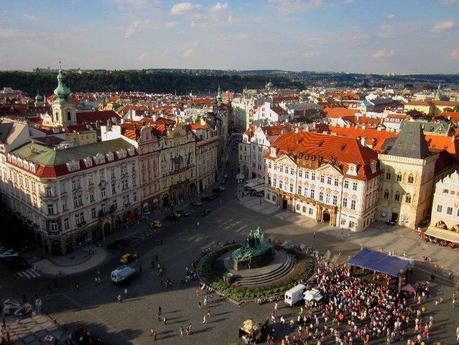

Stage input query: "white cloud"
[
  {"left": 23, "top": 14, "right": 37, "bottom": 21},
  {"left": 387, "top": 14, "right": 395, "bottom": 20},
  {"left": 182, "top": 49, "right": 194, "bottom": 58},
  {"left": 439, "top": 0, "right": 459, "bottom": 4},
  {"left": 432, "top": 20, "right": 455, "bottom": 32},
  {"left": 372, "top": 48, "right": 394, "bottom": 59},
  {"left": 108, "top": 0, "right": 149, "bottom": 7},
  {"left": 124, "top": 19, "right": 149, "bottom": 38},
  {"left": 303, "top": 51, "right": 315, "bottom": 59},
  {"left": 165, "top": 21, "right": 178, "bottom": 29},
  {"left": 450, "top": 48, "right": 459, "bottom": 60},
  {"left": 227, "top": 15, "right": 233, "bottom": 24},
  {"left": 267, "top": 0, "right": 350, "bottom": 12},
  {"left": 171, "top": 2, "right": 200, "bottom": 15},
  {"left": 210, "top": 2, "right": 228, "bottom": 12}
]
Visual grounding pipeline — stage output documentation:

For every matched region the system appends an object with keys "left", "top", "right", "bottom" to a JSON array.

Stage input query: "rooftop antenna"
[{"left": 58, "top": 58, "right": 62, "bottom": 71}]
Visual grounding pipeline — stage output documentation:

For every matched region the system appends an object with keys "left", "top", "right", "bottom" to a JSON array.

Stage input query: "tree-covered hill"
[{"left": 0, "top": 70, "right": 304, "bottom": 97}]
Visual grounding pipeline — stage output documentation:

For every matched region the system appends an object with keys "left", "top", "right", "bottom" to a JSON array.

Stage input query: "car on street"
[
  {"left": 111, "top": 265, "right": 138, "bottom": 285},
  {"left": 120, "top": 252, "right": 137, "bottom": 264},
  {"left": 151, "top": 220, "right": 163, "bottom": 229},
  {"left": 0, "top": 249, "right": 18, "bottom": 259},
  {"left": 2, "top": 255, "right": 30, "bottom": 271},
  {"left": 177, "top": 209, "right": 191, "bottom": 217},
  {"left": 2, "top": 299, "right": 21, "bottom": 315},
  {"left": 166, "top": 212, "right": 181, "bottom": 221},
  {"left": 201, "top": 209, "right": 211, "bottom": 217},
  {"left": 191, "top": 200, "right": 203, "bottom": 207},
  {"left": 107, "top": 239, "right": 130, "bottom": 251}
]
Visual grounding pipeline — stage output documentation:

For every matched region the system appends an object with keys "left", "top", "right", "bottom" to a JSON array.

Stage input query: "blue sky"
[{"left": 0, "top": 0, "right": 458, "bottom": 73}]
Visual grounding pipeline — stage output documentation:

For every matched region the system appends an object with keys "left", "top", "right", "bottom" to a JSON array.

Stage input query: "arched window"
[
  {"left": 67, "top": 111, "right": 71, "bottom": 121},
  {"left": 396, "top": 173, "right": 402, "bottom": 182},
  {"left": 383, "top": 190, "right": 389, "bottom": 199},
  {"left": 405, "top": 194, "right": 411, "bottom": 203},
  {"left": 408, "top": 175, "right": 414, "bottom": 183},
  {"left": 394, "top": 191, "right": 400, "bottom": 201}
]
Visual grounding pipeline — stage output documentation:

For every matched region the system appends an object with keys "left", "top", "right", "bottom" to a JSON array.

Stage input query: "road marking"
[
  {"left": 234, "top": 224, "right": 248, "bottom": 233},
  {"left": 15, "top": 268, "right": 41, "bottom": 279}
]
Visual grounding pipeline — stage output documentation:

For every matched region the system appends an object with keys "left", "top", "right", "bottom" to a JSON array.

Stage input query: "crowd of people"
[{"left": 261, "top": 251, "right": 450, "bottom": 345}]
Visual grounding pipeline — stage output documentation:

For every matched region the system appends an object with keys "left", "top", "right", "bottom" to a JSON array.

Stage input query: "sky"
[{"left": 0, "top": 0, "right": 459, "bottom": 73}]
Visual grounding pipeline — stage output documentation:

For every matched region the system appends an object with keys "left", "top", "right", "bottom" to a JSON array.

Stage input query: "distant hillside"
[{"left": 0, "top": 70, "right": 304, "bottom": 97}]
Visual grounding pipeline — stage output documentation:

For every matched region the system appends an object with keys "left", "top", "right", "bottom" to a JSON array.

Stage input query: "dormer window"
[
  {"left": 347, "top": 163, "right": 357, "bottom": 176},
  {"left": 270, "top": 147, "right": 277, "bottom": 157}
]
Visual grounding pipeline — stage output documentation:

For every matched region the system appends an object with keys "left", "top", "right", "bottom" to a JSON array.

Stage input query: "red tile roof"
[
  {"left": 268, "top": 131, "right": 379, "bottom": 180},
  {"left": 439, "top": 111, "right": 459, "bottom": 124},
  {"left": 324, "top": 126, "right": 397, "bottom": 152},
  {"left": 76, "top": 110, "right": 121, "bottom": 124},
  {"left": 324, "top": 107, "right": 358, "bottom": 119}
]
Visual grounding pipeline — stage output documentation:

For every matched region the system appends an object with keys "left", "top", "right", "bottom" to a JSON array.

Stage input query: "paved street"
[{"left": 1, "top": 142, "right": 458, "bottom": 345}]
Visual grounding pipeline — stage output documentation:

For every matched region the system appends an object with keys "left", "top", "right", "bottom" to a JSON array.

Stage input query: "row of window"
[
  {"left": 436, "top": 204, "right": 459, "bottom": 217},
  {"left": 385, "top": 172, "right": 415, "bottom": 183},
  {"left": 383, "top": 190, "right": 412, "bottom": 203}
]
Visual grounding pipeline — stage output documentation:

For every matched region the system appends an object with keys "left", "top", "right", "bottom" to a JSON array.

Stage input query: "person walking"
[
  {"left": 179, "top": 326, "right": 184, "bottom": 337},
  {"left": 117, "top": 294, "right": 122, "bottom": 303},
  {"left": 202, "top": 315, "right": 207, "bottom": 324},
  {"left": 163, "top": 316, "right": 167, "bottom": 325}
]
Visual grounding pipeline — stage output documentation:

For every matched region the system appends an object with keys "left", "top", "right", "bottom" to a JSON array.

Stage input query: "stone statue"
[{"left": 232, "top": 227, "right": 271, "bottom": 263}]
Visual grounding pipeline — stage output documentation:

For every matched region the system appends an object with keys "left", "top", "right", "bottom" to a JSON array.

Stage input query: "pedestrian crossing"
[{"left": 15, "top": 268, "right": 41, "bottom": 279}]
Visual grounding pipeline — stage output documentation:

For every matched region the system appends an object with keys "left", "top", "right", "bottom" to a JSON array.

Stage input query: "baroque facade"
[{"left": 264, "top": 130, "right": 381, "bottom": 232}]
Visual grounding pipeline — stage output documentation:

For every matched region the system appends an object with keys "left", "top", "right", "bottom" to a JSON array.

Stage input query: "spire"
[
  {"left": 216, "top": 84, "right": 222, "bottom": 104},
  {"left": 53, "top": 60, "right": 71, "bottom": 103}
]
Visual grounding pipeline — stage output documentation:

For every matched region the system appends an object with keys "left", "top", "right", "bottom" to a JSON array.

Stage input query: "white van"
[
  {"left": 111, "top": 265, "right": 137, "bottom": 284},
  {"left": 284, "top": 284, "right": 306, "bottom": 306}
]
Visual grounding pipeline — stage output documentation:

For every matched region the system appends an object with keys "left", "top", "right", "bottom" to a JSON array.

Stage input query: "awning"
[
  {"left": 252, "top": 185, "right": 266, "bottom": 193},
  {"left": 425, "top": 227, "right": 459, "bottom": 244},
  {"left": 348, "top": 248, "right": 412, "bottom": 277}
]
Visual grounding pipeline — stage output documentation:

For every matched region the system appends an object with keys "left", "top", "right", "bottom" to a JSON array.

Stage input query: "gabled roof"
[
  {"left": 0, "top": 123, "right": 14, "bottom": 144},
  {"left": 387, "top": 121, "right": 429, "bottom": 159},
  {"left": 268, "top": 131, "right": 379, "bottom": 180},
  {"left": 76, "top": 110, "right": 121, "bottom": 124}
]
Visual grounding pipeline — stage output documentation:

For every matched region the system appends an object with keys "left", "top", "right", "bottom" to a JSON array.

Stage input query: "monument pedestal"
[{"left": 232, "top": 248, "right": 273, "bottom": 271}]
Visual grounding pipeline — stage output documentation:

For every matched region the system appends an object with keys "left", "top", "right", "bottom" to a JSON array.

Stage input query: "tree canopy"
[{"left": 0, "top": 70, "right": 304, "bottom": 97}]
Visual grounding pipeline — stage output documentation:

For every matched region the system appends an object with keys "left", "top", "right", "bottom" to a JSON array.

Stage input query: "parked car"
[
  {"left": 166, "top": 212, "right": 181, "bottom": 221},
  {"left": 191, "top": 200, "right": 203, "bottom": 207},
  {"left": 2, "top": 299, "right": 21, "bottom": 315},
  {"left": 3, "top": 256, "right": 30, "bottom": 271},
  {"left": 120, "top": 252, "right": 137, "bottom": 264},
  {"left": 107, "top": 239, "right": 130, "bottom": 251},
  {"left": 201, "top": 209, "right": 211, "bottom": 217},
  {"left": 177, "top": 210, "right": 191, "bottom": 217},
  {"left": 0, "top": 250, "right": 18, "bottom": 259},
  {"left": 151, "top": 220, "right": 163, "bottom": 229}
]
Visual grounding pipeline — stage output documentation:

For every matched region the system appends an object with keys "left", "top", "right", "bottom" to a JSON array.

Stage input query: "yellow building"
[{"left": 377, "top": 122, "right": 437, "bottom": 229}]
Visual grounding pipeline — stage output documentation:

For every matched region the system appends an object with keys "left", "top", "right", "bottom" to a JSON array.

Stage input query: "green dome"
[
  {"left": 35, "top": 94, "right": 43, "bottom": 102},
  {"left": 53, "top": 69, "right": 71, "bottom": 102}
]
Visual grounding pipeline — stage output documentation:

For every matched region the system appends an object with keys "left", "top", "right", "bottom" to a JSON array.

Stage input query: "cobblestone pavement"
[{"left": 3, "top": 313, "right": 66, "bottom": 345}]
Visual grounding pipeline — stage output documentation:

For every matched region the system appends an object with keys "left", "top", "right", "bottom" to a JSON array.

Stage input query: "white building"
[
  {"left": 5, "top": 138, "right": 140, "bottom": 255},
  {"left": 264, "top": 130, "right": 381, "bottom": 232}
]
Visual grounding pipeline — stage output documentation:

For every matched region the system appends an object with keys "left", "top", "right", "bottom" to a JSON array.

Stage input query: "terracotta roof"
[
  {"left": 189, "top": 123, "right": 206, "bottom": 130},
  {"left": 324, "top": 107, "right": 358, "bottom": 118},
  {"left": 440, "top": 111, "right": 459, "bottom": 124},
  {"left": 406, "top": 101, "right": 432, "bottom": 106},
  {"left": 425, "top": 134, "right": 459, "bottom": 160},
  {"left": 76, "top": 110, "right": 121, "bottom": 124},
  {"left": 268, "top": 131, "right": 379, "bottom": 180},
  {"left": 385, "top": 113, "right": 407, "bottom": 120},
  {"left": 433, "top": 100, "right": 459, "bottom": 107},
  {"left": 325, "top": 126, "right": 397, "bottom": 152}
]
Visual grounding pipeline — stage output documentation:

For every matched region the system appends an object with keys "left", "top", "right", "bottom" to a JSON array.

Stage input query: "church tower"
[{"left": 51, "top": 66, "right": 76, "bottom": 127}]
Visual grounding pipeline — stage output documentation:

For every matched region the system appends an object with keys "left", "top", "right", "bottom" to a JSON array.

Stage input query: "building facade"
[
  {"left": 5, "top": 138, "right": 140, "bottom": 255},
  {"left": 264, "top": 130, "right": 381, "bottom": 232},
  {"left": 429, "top": 170, "right": 459, "bottom": 231},
  {"left": 377, "top": 122, "right": 437, "bottom": 229},
  {"left": 158, "top": 123, "right": 197, "bottom": 207}
]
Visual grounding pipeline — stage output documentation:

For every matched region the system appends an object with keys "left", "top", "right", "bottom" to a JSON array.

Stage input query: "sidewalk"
[
  {"left": 240, "top": 195, "right": 459, "bottom": 282},
  {"left": 3, "top": 313, "right": 66, "bottom": 345},
  {"left": 34, "top": 244, "right": 106, "bottom": 276}
]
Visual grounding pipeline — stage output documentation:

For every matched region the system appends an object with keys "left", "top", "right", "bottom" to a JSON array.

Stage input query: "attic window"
[
  {"left": 106, "top": 152, "right": 114, "bottom": 162},
  {"left": 340, "top": 144, "right": 346, "bottom": 151},
  {"left": 66, "top": 160, "right": 80, "bottom": 172},
  {"left": 317, "top": 141, "right": 324, "bottom": 147},
  {"left": 83, "top": 157, "right": 93, "bottom": 168}
]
